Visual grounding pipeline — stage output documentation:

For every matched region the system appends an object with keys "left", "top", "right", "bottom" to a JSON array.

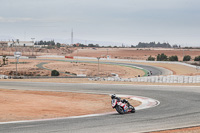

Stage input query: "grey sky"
[{"left": 0, "top": 0, "right": 200, "bottom": 46}]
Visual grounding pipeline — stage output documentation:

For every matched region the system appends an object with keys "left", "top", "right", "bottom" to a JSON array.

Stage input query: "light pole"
[
  {"left": 31, "top": 38, "right": 35, "bottom": 56},
  {"left": 76, "top": 49, "right": 78, "bottom": 63},
  {"left": 16, "top": 57, "right": 18, "bottom": 76},
  {"left": 107, "top": 49, "right": 108, "bottom": 56},
  {"left": 97, "top": 57, "right": 101, "bottom": 77},
  {"left": 14, "top": 52, "right": 21, "bottom": 77}
]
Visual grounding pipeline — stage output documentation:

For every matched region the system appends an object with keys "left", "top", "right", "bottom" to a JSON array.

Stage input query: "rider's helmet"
[{"left": 111, "top": 94, "right": 116, "bottom": 99}]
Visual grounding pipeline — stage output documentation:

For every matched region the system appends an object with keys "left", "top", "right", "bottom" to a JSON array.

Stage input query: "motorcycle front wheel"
[
  {"left": 116, "top": 105, "right": 125, "bottom": 114},
  {"left": 131, "top": 106, "right": 135, "bottom": 113}
]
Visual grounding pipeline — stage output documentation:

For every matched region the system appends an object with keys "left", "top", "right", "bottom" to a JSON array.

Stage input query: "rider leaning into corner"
[{"left": 111, "top": 94, "right": 132, "bottom": 109}]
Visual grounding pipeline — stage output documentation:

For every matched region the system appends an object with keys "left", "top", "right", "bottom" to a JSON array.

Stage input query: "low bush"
[
  {"left": 51, "top": 70, "right": 60, "bottom": 76},
  {"left": 183, "top": 55, "right": 191, "bottom": 61}
]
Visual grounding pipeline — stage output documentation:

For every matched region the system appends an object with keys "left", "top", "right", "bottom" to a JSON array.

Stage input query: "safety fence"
[{"left": 90, "top": 75, "right": 200, "bottom": 83}]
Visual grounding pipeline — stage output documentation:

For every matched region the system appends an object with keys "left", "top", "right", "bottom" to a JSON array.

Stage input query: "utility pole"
[
  {"left": 16, "top": 57, "right": 18, "bottom": 76},
  {"left": 31, "top": 38, "right": 35, "bottom": 56},
  {"left": 97, "top": 57, "right": 101, "bottom": 77},
  {"left": 76, "top": 49, "right": 78, "bottom": 63},
  {"left": 14, "top": 52, "right": 21, "bottom": 77},
  {"left": 71, "top": 29, "right": 73, "bottom": 46}
]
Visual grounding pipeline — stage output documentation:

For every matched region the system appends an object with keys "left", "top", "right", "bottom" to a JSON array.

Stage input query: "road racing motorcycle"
[{"left": 111, "top": 99, "right": 135, "bottom": 114}]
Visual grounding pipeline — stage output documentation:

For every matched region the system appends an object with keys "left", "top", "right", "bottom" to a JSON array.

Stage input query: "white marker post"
[
  {"left": 97, "top": 57, "right": 101, "bottom": 77},
  {"left": 14, "top": 52, "right": 22, "bottom": 76}
]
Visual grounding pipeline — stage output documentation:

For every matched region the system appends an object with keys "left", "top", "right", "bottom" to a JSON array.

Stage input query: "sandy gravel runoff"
[
  {"left": 0, "top": 89, "right": 140, "bottom": 122},
  {"left": 150, "top": 126, "right": 200, "bottom": 133}
]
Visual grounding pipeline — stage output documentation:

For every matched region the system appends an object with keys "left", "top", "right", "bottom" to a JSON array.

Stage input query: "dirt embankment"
[
  {"left": 69, "top": 48, "right": 200, "bottom": 61},
  {"left": 0, "top": 47, "right": 74, "bottom": 56},
  {"left": 0, "top": 89, "right": 140, "bottom": 122}
]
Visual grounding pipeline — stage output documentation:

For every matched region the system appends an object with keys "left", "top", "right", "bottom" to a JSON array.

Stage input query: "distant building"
[
  {"left": 0, "top": 41, "right": 8, "bottom": 47},
  {"left": 0, "top": 41, "right": 34, "bottom": 47}
]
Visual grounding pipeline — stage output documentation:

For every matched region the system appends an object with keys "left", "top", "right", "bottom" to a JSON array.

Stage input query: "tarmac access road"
[{"left": 0, "top": 81, "right": 200, "bottom": 133}]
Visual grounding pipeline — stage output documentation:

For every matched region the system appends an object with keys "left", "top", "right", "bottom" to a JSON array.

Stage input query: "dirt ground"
[
  {"left": 0, "top": 58, "right": 145, "bottom": 78},
  {"left": 69, "top": 48, "right": 200, "bottom": 61},
  {"left": 1, "top": 47, "right": 200, "bottom": 61},
  {"left": 0, "top": 89, "right": 140, "bottom": 122},
  {"left": 150, "top": 126, "right": 200, "bottom": 133},
  {"left": 44, "top": 61, "right": 144, "bottom": 78},
  {"left": 0, "top": 47, "right": 74, "bottom": 56},
  {"left": 0, "top": 59, "right": 50, "bottom": 76}
]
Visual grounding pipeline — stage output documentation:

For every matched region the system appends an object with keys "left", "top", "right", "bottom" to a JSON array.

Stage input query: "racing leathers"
[{"left": 113, "top": 96, "right": 131, "bottom": 108}]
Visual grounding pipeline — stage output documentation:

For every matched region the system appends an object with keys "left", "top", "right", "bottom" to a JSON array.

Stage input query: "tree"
[
  {"left": 172, "top": 45, "right": 178, "bottom": 48},
  {"left": 2, "top": 55, "right": 6, "bottom": 65},
  {"left": 194, "top": 56, "right": 200, "bottom": 61},
  {"left": 183, "top": 55, "right": 191, "bottom": 61},
  {"left": 169, "top": 55, "right": 178, "bottom": 61},
  {"left": 51, "top": 70, "right": 60, "bottom": 76},
  {"left": 56, "top": 43, "right": 61, "bottom": 48},
  {"left": 136, "top": 42, "right": 171, "bottom": 48},
  {"left": 147, "top": 56, "right": 155, "bottom": 61},
  {"left": 88, "top": 44, "right": 95, "bottom": 47},
  {"left": 157, "top": 53, "right": 168, "bottom": 61}
]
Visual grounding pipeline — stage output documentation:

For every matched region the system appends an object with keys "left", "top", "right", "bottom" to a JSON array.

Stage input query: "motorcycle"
[{"left": 111, "top": 99, "right": 135, "bottom": 114}]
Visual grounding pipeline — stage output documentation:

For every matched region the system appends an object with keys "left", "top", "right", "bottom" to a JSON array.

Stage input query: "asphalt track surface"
[{"left": 0, "top": 81, "right": 200, "bottom": 133}]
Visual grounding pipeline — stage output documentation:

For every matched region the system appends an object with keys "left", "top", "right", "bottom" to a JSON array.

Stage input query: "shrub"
[
  {"left": 51, "top": 70, "right": 60, "bottom": 76},
  {"left": 169, "top": 55, "right": 178, "bottom": 61},
  {"left": 157, "top": 53, "right": 168, "bottom": 61},
  {"left": 183, "top": 55, "right": 191, "bottom": 61},
  {"left": 2, "top": 55, "right": 6, "bottom": 65},
  {"left": 194, "top": 56, "right": 200, "bottom": 61},
  {"left": 147, "top": 56, "right": 155, "bottom": 61}
]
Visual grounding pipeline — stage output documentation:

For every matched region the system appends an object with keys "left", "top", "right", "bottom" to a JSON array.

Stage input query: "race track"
[
  {"left": 36, "top": 59, "right": 173, "bottom": 76},
  {"left": 0, "top": 81, "right": 200, "bottom": 133}
]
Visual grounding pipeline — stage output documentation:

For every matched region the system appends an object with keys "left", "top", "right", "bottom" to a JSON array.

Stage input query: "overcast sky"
[{"left": 0, "top": 0, "right": 200, "bottom": 46}]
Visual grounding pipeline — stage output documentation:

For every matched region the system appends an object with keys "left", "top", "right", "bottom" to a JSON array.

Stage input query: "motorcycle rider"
[{"left": 111, "top": 94, "right": 131, "bottom": 108}]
